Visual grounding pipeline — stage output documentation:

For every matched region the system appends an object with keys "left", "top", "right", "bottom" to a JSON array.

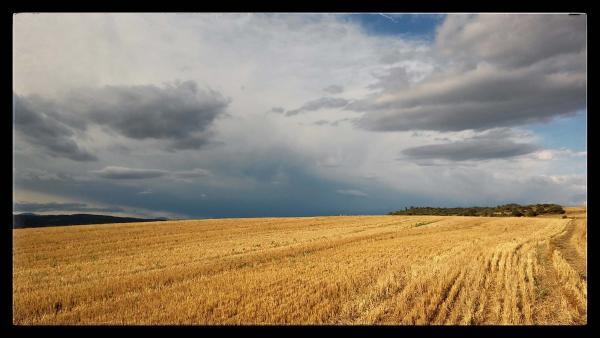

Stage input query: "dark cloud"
[
  {"left": 93, "top": 166, "right": 167, "bottom": 179},
  {"left": 354, "top": 63, "right": 585, "bottom": 131},
  {"left": 286, "top": 97, "right": 349, "bottom": 116},
  {"left": 92, "top": 166, "right": 211, "bottom": 180},
  {"left": 14, "top": 202, "right": 124, "bottom": 213},
  {"left": 70, "top": 81, "right": 229, "bottom": 149},
  {"left": 15, "top": 81, "right": 230, "bottom": 154},
  {"left": 323, "top": 85, "right": 344, "bottom": 94},
  {"left": 436, "top": 14, "right": 586, "bottom": 68},
  {"left": 270, "top": 107, "right": 285, "bottom": 113},
  {"left": 352, "top": 14, "right": 586, "bottom": 132},
  {"left": 401, "top": 130, "right": 539, "bottom": 161},
  {"left": 13, "top": 94, "right": 98, "bottom": 161},
  {"left": 15, "top": 159, "right": 410, "bottom": 218}
]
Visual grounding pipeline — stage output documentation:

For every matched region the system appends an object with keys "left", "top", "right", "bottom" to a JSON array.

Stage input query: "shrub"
[{"left": 525, "top": 210, "right": 537, "bottom": 217}]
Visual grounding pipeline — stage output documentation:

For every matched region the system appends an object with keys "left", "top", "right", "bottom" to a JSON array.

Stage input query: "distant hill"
[{"left": 13, "top": 213, "right": 168, "bottom": 229}]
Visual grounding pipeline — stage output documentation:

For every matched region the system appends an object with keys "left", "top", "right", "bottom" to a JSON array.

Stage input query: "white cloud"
[
  {"left": 532, "top": 148, "right": 587, "bottom": 161},
  {"left": 533, "top": 150, "right": 555, "bottom": 160}
]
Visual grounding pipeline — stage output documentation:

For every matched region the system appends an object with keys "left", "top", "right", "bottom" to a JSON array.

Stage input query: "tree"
[
  {"left": 511, "top": 209, "right": 523, "bottom": 217},
  {"left": 525, "top": 210, "right": 537, "bottom": 217}
]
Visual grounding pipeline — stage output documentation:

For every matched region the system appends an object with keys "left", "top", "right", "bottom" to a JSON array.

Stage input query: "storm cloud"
[
  {"left": 354, "top": 14, "right": 586, "bottom": 132},
  {"left": 69, "top": 81, "right": 229, "bottom": 149},
  {"left": 13, "top": 94, "right": 97, "bottom": 161},
  {"left": 14, "top": 81, "right": 230, "bottom": 159}
]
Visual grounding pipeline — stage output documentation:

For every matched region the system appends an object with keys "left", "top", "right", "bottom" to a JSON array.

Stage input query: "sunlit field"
[{"left": 13, "top": 208, "right": 586, "bottom": 325}]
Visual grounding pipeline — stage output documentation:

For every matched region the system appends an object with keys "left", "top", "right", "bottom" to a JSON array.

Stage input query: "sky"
[{"left": 12, "top": 13, "right": 587, "bottom": 219}]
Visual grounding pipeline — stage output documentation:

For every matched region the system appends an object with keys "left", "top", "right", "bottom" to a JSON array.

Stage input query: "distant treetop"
[{"left": 388, "top": 204, "right": 565, "bottom": 217}]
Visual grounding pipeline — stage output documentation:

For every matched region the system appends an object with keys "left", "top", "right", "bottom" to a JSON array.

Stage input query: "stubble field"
[{"left": 13, "top": 208, "right": 586, "bottom": 325}]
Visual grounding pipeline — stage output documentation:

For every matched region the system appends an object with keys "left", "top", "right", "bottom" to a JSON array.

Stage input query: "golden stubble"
[{"left": 13, "top": 211, "right": 586, "bottom": 325}]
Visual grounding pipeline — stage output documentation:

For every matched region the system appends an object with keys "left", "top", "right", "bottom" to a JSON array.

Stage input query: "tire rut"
[{"left": 550, "top": 219, "right": 586, "bottom": 280}]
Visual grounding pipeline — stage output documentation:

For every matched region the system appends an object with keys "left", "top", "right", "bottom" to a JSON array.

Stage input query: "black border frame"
[{"left": 2, "top": 1, "right": 593, "bottom": 336}]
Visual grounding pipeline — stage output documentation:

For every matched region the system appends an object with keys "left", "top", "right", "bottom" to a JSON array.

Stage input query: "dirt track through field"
[
  {"left": 551, "top": 219, "right": 586, "bottom": 280},
  {"left": 13, "top": 212, "right": 587, "bottom": 325}
]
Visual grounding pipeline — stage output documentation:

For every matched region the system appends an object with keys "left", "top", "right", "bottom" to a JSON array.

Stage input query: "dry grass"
[{"left": 13, "top": 212, "right": 586, "bottom": 325}]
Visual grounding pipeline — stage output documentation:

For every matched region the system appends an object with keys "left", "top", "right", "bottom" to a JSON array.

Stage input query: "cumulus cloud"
[
  {"left": 13, "top": 94, "right": 98, "bottom": 161},
  {"left": 71, "top": 81, "right": 229, "bottom": 148},
  {"left": 533, "top": 150, "right": 555, "bottom": 161},
  {"left": 286, "top": 97, "right": 349, "bottom": 116},
  {"left": 353, "top": 14, "right": 586, "bottom": 132},
  {"left": 15, "top": 81, "right": 229, "bottom": 156},
  {"left": 14, "top": 202, "right": 124, "bottom": 213}
]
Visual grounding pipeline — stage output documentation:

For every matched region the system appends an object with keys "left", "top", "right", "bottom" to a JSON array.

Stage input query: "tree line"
[{"left": 388, "top": 203, "right": 566, "bottom": 217}]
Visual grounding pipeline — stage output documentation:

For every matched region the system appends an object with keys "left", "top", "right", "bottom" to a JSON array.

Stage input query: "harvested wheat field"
[{"left": 13, "top": 209, "right": 586, "bottom": 325}]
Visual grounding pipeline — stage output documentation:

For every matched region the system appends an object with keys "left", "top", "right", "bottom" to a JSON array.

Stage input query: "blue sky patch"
[
  {"left": 528, "top": 111, "right": 587, "bottom": 151},
  {"left": 342, "top": 13, "right": 445, "bottom": 40}
]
